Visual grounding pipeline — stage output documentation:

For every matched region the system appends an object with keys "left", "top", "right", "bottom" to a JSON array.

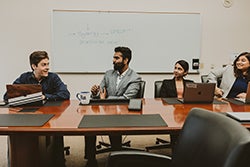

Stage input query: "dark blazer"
[{"left": 160, "top": 78, "right": 194, "bottom": 98}]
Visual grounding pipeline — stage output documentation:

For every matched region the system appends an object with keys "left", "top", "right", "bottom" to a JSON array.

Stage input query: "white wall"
[{"left": 1, "top": 0, "right": 250, "bottom": 99}]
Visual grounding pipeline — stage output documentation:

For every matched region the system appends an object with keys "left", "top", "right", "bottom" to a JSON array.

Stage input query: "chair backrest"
[
  {"left": 154, "top": 81, "right": 163, "bottom": 98},
  {"left": 136, "top": 81, "right": 146, "bottom": 98},
  {"left": 106, "top": 150, "right": 170, "bottom": 167},
  {"left": 201, "top": 74, "right": 222, "bottom": 87},
  {"left": 201, "top": 74, "right": 209, "bottom": 83},
  {"left": 171, "top": 108, "right": 250, "bottom": 167}
]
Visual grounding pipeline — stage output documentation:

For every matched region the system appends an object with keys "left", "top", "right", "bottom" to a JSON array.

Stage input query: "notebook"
[
  {"left": 225, "top": 82, "right": 250, "bottom": 105},
  {"left": 0, "top": 100, "right": 6, "bottom": 106},
  {"left": 6, "top": 84, "right": 44, "bottom": 106},
  {"left": 226, "top": 112, "right": 250, "bottom": 123},
  {"left": 178, "top": 83, "right": 216, "bottom": 103}
]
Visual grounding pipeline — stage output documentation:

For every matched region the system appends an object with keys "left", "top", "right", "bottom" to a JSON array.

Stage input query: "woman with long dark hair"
[{"left": 207, "top": 52, "right": 250, "bottom": 98}]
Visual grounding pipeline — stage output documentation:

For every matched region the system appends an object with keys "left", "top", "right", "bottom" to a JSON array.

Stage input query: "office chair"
[
  {"left": 105, "top": 108, "right": 250, "bottom": 167},
  {"left": 201, "top": 74, "right": 222, "bottom": 87},
  {"left": 96, "top": 81, "right": 146, "bottom": 154},
  {"left": 154, "top": 80, "right": 163, "bottom": 98},
  {"left": 201, "top": 74, "right": 209, "bottom": 83},
  {"left": 145, "top": 80, "right": 172, "bottom": 151},
  {"left": 136, "top": 80, "right": 146, "bottom": 98}
]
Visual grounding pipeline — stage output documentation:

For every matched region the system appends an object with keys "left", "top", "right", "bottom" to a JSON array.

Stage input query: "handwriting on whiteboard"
[{"left": 69, "top": 25, "right": 132, "bottom": 45}]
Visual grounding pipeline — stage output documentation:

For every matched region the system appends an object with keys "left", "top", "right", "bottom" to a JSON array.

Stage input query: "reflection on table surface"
[{"left": 0, "top": 98, "right": 249, "bottom": 135}]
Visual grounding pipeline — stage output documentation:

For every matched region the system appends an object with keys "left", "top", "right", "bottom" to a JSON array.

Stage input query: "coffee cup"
[{"left": 76, "top": 91, "right": 90, "bottom": 104}]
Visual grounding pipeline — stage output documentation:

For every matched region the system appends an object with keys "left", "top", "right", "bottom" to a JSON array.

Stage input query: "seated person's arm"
[
  {"left": 236, "top": 92, "right": 246, "bottom": 99},
  {"left": 44, "top": 74, "right": 70, "bottom": 101},
  {"left": 214, "top": 87, "right": 224, "bottom": 97},
  {"left": 92, "top": 76, "right": 142, "bottom": 99},
  {"left": 159, "top": 80, "right": 178, "bottom": 98},
  {"left": 207, "top": 69, "right": 224, "bottom": 84},
  {"left": 91, "top": 85, "right": 100, "bottom": 97},
  {"left": 120, "top": 78, "right": 142, "bottom": 99},
  {"left": 207, "top": 66, "right": 227, "bottom": 97},
  {"left": 91, "top": 80, "right": 104, "bottom": 99}
]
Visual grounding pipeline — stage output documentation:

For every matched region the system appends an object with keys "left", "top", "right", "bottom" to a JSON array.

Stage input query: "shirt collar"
[
  {"left": 31, "top": 72, "right": 47, "bottom": 83},
  {"left": 116, "top": 68, "right": 129, "bottom": 78}
]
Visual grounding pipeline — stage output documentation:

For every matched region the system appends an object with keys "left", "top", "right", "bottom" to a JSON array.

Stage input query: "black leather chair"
[
  {"left": 154, "top": 80, "right": 163, "bottom": 98},
  {"left": 201, "top": 74, "right": 209, "bottom": 83},
  {"left": 136, "top": 80, "right": 146, "bottom": 98},
  {"left": 96, "top": 81, "right": 146, "bottom": 154},
  {"left": 105, "top": 108, "right": 250, "bottom": 167},
  {"left": 106, "top": 150, "right": 171, "bottom": 167},
  {"left": 201, "top": 74, "right": 222, "bottom": 87}
]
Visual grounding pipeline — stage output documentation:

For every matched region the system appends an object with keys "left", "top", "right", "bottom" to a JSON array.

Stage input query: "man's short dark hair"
[
  {"left": 114, "top": 46, "right": 132, "bottom": 64},
  {"left": 29, "top": 51, "right": 49, "bottom": 70}
]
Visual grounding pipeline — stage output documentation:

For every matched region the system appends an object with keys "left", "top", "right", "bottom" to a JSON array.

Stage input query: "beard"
[{"left": 113, "top": 62, "right": 125, "bottom": 71}]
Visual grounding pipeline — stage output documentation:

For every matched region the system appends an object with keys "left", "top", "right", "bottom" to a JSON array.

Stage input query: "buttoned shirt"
[
  {"left": 116, "top": 68, "right": 129, "bottom": 90},
  {"left": 3, "top": 72, "right": 70, "bottom": 101}
]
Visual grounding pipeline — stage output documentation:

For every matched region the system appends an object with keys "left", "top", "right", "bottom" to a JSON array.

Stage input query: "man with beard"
[{"left": 84, "top": 46, "right": 141, "bottom": 167}]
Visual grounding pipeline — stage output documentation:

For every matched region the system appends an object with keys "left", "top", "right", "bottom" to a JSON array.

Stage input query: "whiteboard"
[{"left": 52, "top": 10, "right": 201, "bottom": 73}]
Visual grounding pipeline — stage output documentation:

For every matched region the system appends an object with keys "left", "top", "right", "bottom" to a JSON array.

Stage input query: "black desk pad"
[
  {"left": 0, "top": 114, "right": 54, "bottom": 127},
  {"left": 78, "top": 114, "right": 167, "bottom": 128},
  {"left": 82, "top": 99, "right": 130, "bottom": 105},
  {"left": 19, "top": 107, "right": 39, "bottom": 112},
  {"left": 162, "top": 98, "right": 182, "bottom": 104},
  {"left": 213, "top": 99, "right": 228, "bottom": 104},
  {"left": 44, "top": 101, "right": 63, "bottom": 106},
  {"left": 162, "top": 98, "right": 227, "bottom": 104},
  {"left": 224, "top": 98, "right": 248, "bottom": 105}
]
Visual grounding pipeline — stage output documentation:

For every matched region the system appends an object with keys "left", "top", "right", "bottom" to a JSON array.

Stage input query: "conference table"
[{"left": 0, "top": 98, "right": 250, "bottom": 167}]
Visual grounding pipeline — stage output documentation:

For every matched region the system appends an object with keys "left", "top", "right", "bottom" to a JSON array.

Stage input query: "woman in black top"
[{"left": 160, "top": 60, "right": 193, "bottom": 98}]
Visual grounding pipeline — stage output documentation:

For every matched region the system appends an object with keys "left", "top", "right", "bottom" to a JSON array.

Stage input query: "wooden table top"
[{"left": 0, "top": 98, "right": 249, "bottom": 135}]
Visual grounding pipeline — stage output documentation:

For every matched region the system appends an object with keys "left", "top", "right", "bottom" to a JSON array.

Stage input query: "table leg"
[
  {"left": 170, "top": 133, "right": 179, "bottom": 151},
  {"left": 8, "top": 135, "right": 48, "bottom": 167}
]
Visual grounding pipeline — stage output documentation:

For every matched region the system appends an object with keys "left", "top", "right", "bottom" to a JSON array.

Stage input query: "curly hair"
[{"left": 233, "top": 52, "right": 250, "bottom": 81}]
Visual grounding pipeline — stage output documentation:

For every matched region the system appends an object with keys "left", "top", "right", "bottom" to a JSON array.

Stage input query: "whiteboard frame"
[{"left": 51, "top": 10, "right": 202, "bottom": 74}]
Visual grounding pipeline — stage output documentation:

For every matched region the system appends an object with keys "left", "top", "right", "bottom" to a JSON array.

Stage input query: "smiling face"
[
  {"left": 173, "top": 63, "right": 187, "bottom": 79},
  {"left": 32, "top": 58, "right": 49, "bottom": 80},
  {"left": 235, "top": 55, "right": 250, "bottom": 73}
]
